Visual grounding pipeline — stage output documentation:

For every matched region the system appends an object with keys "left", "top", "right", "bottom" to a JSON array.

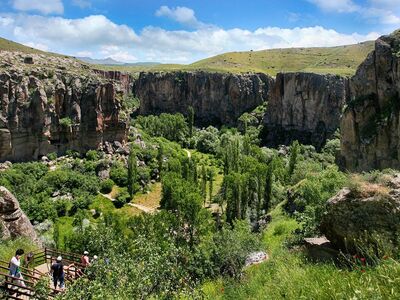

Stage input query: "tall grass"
[{"left": 202, "top": 205, "right": 400, "bottom": 299}]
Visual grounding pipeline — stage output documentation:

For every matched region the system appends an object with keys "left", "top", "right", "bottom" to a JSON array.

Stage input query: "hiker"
[
  {"left": 77, "top": 251, "right": 90, "bottom": 276},
  {"left": 9, "top": 249, "right": 26, "bottom": 287},
  {"left": 51, "top": 256, "right": 65, "bottom": 290},
  {"left": 81, "top": 251, "right": 90, "bottom": 267}
]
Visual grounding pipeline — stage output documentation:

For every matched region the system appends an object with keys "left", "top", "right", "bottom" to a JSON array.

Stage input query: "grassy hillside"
[
  {"left": 189, "top": 42, "right": 374, "bottom": 76},
  {"left": 96, "top": 41, "right": 374, "bottom": 76},
  {"left": 0, "top": 36, "right": 374, "bottom": 76},
  {"left": 0, "top": 37, "right": 48, "bottom": 54}
]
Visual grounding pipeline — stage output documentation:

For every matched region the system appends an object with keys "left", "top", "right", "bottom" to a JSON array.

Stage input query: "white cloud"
[
  {"left": 0, "top": 12, "right": 380, "bottom": 64},
  {"left": 72, "top": 0, "right": 92, "bottom": 9},
  {"left": 307, "top": 0, "right": 359, "bottom": 13},
  {"left": 309, "top": 0, "right": 400, "bottom": 26},
  {"left": 155, "top": 6, "right": 204, "bottom": 28},
  {"left": 22, "top": 42, "right": 49, "bottom": 51},
  {"left": 12, "top": 0, "right": 64, "bottom": 15},
  {"left": 7, "top": 15, "right": 139, "bottom": 49}
]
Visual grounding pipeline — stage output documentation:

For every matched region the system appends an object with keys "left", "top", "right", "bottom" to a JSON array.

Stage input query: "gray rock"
[
  {"left": 245, "top": 251, "right": 269, "bottom": 267},
  {"left": 340, "top": 30, "right": 400, "bottom": 171},
  {"left": 321, "top": 176, "right": 400, "bottom": 252}
]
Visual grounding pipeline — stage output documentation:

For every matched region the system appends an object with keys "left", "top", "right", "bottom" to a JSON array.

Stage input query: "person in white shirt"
[{"left": 9, "top": 249, "right": 26, "bottom": 287}]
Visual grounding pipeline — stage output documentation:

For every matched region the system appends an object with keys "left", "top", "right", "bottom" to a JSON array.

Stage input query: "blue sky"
[{"left": 0, "top": 0, "right": 399, "bottom": 63}]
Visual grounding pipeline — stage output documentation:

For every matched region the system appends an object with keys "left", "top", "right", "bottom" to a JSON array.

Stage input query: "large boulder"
[
  {"left": 0, "top": 186, "right": 41, "bottom": 245},
  {"left": 320, "top": 178, "right": 400, "bottom": 252}
]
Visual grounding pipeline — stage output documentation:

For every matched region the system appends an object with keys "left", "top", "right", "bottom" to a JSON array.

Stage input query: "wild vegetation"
[{"left": 1, "top": 106, "right": 399, "bottom": 299}]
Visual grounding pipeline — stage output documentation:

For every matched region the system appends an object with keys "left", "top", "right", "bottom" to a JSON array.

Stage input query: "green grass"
[
  {"left": 202, "top": 204, "right": 400, "bottom": 299},
  {"left": 0, "top": 238, "right": 38, "bottom": 262},
  {"left": 95, "top": 42, "right": 374, "bottom": 76},
  {"left": 0, "top": 36, "right": 373, "bottom": 76}
]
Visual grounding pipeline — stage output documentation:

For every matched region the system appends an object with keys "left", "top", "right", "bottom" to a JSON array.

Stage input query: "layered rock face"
[
  {"left": 340, "top": 31, "right": 400, "bottom": 171},
  {"left": 134, "top": 71, "right": 273, "bottom": 126},
  {"left": 0, "top": 186, "right": 40, "bottom": 244},
  {"left": 262, "top": 72, "right": 347, "bottom": 150},
  {"left": 0, "top": 68, "right": 131, "bottom": 162}
]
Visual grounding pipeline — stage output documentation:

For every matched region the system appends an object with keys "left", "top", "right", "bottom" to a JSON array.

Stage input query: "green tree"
[
  {"left": 208, "top": 168, "right": 215, "bottom": 204},
  {"left": 157, "top": 143, "right": 164, "bottom": 175},
  {"left": 201, "top": 165, "right": 207, "bottom": 205},
  {"left": 288, "top": 140, "right": 300, "bottom": 181},
  {"left": 188, "top": 106, "right": 195, "bottom": 138},
  {"left": 128, "top": 148, "right": 138, "bottom": 197},
  {"left": 263, "top": 159, "right": 274, "bottom": 214}
]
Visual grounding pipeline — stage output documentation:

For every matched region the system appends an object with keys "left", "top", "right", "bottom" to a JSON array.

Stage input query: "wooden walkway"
[{"left": 0, "top": 248, "right": 87, "bottom": 299}]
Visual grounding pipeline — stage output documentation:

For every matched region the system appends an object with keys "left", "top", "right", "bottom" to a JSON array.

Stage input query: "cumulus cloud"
[
  {"left": 5, "top": 14, "right": 139, "bottom": 49},
  {"left": 308, "top": 0, "right": 359, "bottom": 13},
  {"left": 309, "top": 0, "right": 400, "bottom": 26},
  {"left": 72, "top": 0, "right": 92, "bottom": 9},
  {"left": 0, "top": 12, "right": 380, "bottom": 63},
  {"left": 155, "top": 6, "right": 204, "bottom": 28},
  {"left": 12, "top": 0, "right": 64, "bottom": 15}
]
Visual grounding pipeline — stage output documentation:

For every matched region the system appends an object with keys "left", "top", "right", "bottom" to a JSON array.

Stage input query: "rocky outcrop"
[
  {"left": 0, "top": 70, "right": 131, "bottom": 162},
  {"left": 320, "top": 176, "right": 400, "bottom": 252},
  {"left": 0, "top": 186, "right": 40, "bottom": 244},
  {"left": 134, "top": 71, "right": 273, "bottom": 126},
  {"left": 340, "top": 30, "right": 400, "bottom": 171},
  {"left": 262, "top": 72, "right": 347, "bottom": 150}
]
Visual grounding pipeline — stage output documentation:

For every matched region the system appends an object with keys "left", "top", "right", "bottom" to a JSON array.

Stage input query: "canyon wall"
[
  {"left": 134, "top": 71, "right": 273, "bottom": 126},
  {"left": 340, "top": 30, "right": 400, "bottom": 171},
  {"left": 0, "top": 70, "right": 131, "bottom": 162},
  {"left": 262, "top": 72, "right": 348, "bottom": 150}
]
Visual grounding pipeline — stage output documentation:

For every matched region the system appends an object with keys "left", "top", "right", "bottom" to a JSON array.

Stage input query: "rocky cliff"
[
  {"left": 262, "top": 72, "right": 347, "bottom": 150},
  {"left": 134, "top": 71, "right": 273, "bottom": 126},
  {"left": 340, "top": 30, "right": 400, "bottom": 171},
  {"left": 0, "top": 52, "right": 132, "bottom": 162},
  {"left": 0, "top": 186, "right": 40, "bottom": 244}
]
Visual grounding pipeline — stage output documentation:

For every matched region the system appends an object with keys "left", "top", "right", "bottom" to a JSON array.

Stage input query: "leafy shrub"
[
  {"left": 59, "top": 117, "right": 72, "bottom": 127},
  {"left": 196, "top": 126, "right": 220, "bottom": 154},
  {"left": 86, "top": 150, "right": 99, "bottom": 161},
  {"left": 100, "top": 179, "right": 114, "bottom": 194},
  {"left": 114, "top": 189, "right": 131, "bottom": 208},
  {"left": 110, "top": 164, "right": 128, "bottom": 187}
]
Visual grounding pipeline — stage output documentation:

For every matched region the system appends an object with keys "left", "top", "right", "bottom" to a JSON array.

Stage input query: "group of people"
[{"left": 8, "top": 248, "right": 98, "bottom": 291}]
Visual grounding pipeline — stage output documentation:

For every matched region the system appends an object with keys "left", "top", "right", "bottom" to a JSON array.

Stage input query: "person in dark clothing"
[{"left": 51, "top": 256, "right": 65, "bottom": 290}]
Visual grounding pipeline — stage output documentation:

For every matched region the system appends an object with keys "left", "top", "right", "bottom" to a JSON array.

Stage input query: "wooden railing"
[{"left": 0, "top": 247, "right": 88, "bottom": 299}]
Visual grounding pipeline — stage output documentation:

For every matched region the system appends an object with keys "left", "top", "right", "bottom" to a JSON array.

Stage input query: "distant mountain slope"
[
  {"left": 0, "top": 36, "right": 374, "bottom": 76},
  {"left": 188, "top": 41, "right": 375, "bottom": 76},
  {"left": 0, "top": 37, "right": 49, "bottom": 54},
  {"left": 77, "top": 56, "right": 161, "bottom": 67}
]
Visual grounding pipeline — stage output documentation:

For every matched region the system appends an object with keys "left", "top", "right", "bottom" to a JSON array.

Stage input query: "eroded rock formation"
[
  {"left": 340, "top": 30, "right": 400, "bottom": 171},
  {"left": 134, "top": 71, "right": 273, "bottom": 126},
  {"left": 320, "top": 175, "right": 400, "bottom": 252},
  {"left": 0, "top": 186, "right": 40, "bottom": 243},
  {"left": 0, "top": 62, "right": 131, "bottom": 161},
  {"left": 262, "top": 72, "right": 347, "bottom": 150}
]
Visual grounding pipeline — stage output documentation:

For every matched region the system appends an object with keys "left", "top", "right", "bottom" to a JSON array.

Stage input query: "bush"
[
  {"left": 86, "top": 150, "right": 99, "bottom": 161},
  {"left": 196, "top": 126, "right": 220, "bottom": 154},
  {"left": 47, "top": 152, "right": 57, "bottom": 161},
  {"left": 110, "top": 164, "right": 128, "bottom": 187},
  {"left": 100, "top": 179, "right": 114, "bottom": 194},
  {"left": 59, "top": 117, "right": 72, "bottom": 127},
  {"left": 114, "top": 189, "right": 131, "bottom": 208}
]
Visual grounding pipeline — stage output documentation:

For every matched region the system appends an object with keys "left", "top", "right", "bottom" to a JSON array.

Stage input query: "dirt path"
[
  {"left": 100, "top": 192, "right": 157, "bottom": 214},
  {"left": 127, "top": 203, "right": 156, "bottom": 213}
]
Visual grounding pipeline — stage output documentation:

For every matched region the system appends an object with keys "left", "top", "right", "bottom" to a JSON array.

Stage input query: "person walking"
[
  {"left": 9, "top": 249, "right": 26, "bottom": 287},
  {"left": 51, "top": 256, "right": 65, "bottom": 290}
]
